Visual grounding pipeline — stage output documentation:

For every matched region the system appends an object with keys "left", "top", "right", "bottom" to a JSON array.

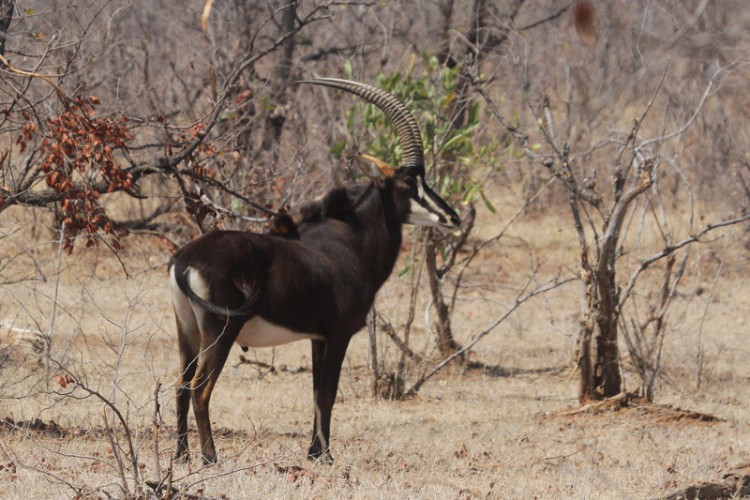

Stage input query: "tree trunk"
[
  {"left": 0, "top": 0, "right": 13, "bottom": 59},
  {"left": 367, "top": 308, "right": 379, "bottom": 396},
  {"left": 425, "top": 237, "right": 462, "bottom": 358},
  {"left": 436, "top": 0, "right": 455, "bottom": 66},
  {"left": 592, "top": 263, "right": 623, "bottom": 398},
  {"left": 260, "top": 0, "right": 297, "bottom": 156},
  {"left": 576, "top": 264, "right": 595, "bottom": 403},
  {"left": 208, "top": 1, "right": 259, "bottom": 163},
  {"left": 580, "top": 174, "right": 651, "bottom": 401},
  {"left": 576, "top": 258, "right": 623, "bottom": 402},
  {"left": 570, "top": 195, "right": 602, "bottom": 403},
  {"left": 577, "top": 320, "right": 594, "bottom": 403}
]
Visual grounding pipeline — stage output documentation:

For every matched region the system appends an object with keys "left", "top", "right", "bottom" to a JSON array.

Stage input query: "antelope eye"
[{"left": 403, "top": 176, "right": 418, "bottom": 194}]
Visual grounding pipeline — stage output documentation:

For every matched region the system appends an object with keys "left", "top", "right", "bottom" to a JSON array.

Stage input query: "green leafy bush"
[{"left": 338, "top": 55, "right": 499, "bottom": 211}]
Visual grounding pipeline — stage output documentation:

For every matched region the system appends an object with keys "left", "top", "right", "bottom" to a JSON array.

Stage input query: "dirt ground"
[{"left": 1, "top": 186, "right": 749, "bottom": 499}]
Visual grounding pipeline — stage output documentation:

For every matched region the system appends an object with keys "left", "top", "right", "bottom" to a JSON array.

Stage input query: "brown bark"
[
  {"left": 576, "top": 271, "right": 595, "bottom": 402},
  {"left": 468, "top": 0, "right": 526, "bottom": 57},
  {"left": 590, "top": 175, "right": 652, "bottom": 398},
  {"left": 260, "top": 0, "right": 297, "bottom": 156},
  {"left": 426, "top": 237, "right": 462, "bottom": 359},
  {"left": 209, "top": 1, "right": 260, "bottom": 161},
  {"left": 570, "top": 196, "right": 595, "bottom": 402},
  {"left": 592, "top": 263, "right": 622, "bottom": 398},
  {"left": 436, "top": 0, "right": 455, "bottom": 66},
  {"left": 0, "top": 0, "right": 13, "bottom": 59},
  {"left": 576, "top": 321, "right": 593, "bottom": 402}
]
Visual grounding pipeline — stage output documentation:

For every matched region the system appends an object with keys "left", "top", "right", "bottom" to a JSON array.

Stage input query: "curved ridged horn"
[{"left": 298, "top": 78, "right": 424, "bottom": 170}]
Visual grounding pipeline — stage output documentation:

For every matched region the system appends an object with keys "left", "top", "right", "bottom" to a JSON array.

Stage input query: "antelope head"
[{"left": 299, "top": 78, "right": 461, "bottom": 233}]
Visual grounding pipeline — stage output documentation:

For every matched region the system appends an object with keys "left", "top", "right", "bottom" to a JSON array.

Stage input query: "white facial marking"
[
  {"left": 236, "top": 316, "right": 323, "bottom": 348},
  {"left": 407, "top": 199, "right": 442, "bottom": 228}
]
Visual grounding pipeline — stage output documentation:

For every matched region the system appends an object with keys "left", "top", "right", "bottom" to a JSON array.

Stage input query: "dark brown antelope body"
[{"left": 170, "top": 79, "right": 460, "bottom": 464}]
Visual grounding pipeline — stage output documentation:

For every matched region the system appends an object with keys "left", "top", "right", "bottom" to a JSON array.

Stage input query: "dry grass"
[{"left": 1, "top": 187, "right": 749, "bottom": 499}]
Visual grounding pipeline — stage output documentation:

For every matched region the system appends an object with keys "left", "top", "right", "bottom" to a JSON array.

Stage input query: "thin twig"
[
  {"left": 376, "top": 310, "right": 423, "bottom": 363},
  {"left": 696, "top": 246, "right": 725, "bottom": 390},
  {"left": 102, "top": 407, "right": 130, "bottom": 497},
  {"left": 0, "top": 53, "right": 69, "bottom": 100},
  {"left": 152, "top": 382, "right": 162, "bottom": 486},
  {"left": 406, "top": 275, "right": 573, "bottom": 397},
  {"left": 620, "top": 213, "right": 750, "bottom": 306},
  {"left": 45, "top": 222, "right": 66, "bottom": 389},
  {"left": 637, "top": 61, "right": 739, "bottom": 151}
]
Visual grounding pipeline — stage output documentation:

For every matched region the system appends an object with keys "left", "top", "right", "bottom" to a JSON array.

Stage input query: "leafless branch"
[
  {"left": 620, "top": 213, "right": 750, "bottom": 306},
  {"left": 406, "top": 274, "right": 573, "bottom": 397},
  {"left": 637, "top": 61, "right": 740, "bottom": 151}
]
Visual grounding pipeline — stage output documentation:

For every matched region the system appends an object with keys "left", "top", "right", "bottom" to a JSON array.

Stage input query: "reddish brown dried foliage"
[
  {"left": 37, "top": 96, "right": 133, "bottom": 252},
  {"left": 169, "top": 122, "right": 222, "bottom": 229}
]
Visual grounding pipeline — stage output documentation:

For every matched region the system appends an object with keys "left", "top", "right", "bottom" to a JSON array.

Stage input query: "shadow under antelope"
[{"left": 169, "top": 78, "right": 461, "bottom": 464}]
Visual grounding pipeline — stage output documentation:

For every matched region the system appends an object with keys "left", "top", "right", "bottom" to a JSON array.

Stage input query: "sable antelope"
[{"left": 169, "top": 78, "right": 461, "bottom": 464}]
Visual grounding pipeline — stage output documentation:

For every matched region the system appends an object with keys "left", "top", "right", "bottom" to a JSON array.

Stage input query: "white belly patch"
[{"left": 236, "top": 316, "right": 323, "bottom": 348}]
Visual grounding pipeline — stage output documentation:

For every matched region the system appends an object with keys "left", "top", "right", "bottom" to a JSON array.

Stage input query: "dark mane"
[
  {"left": 296, "top": 184, "right": 371, "bottom": 223},
  {"left": 268, "top": 184, "right": 373, "bottom": 237}
]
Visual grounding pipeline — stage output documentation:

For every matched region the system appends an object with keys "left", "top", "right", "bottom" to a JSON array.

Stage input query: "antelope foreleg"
[{"left": 308, "top": 338, "right": 350, "bottom": 463}]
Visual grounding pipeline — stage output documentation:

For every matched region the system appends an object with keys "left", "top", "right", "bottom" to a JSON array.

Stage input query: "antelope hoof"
[
  {"left": 307, "top": 446, "right": 334, "bottom": 464},
  {"left": 202, "top": 453, "right": 218, "bottom": 465},
  {"left": 174, "top": 448, "right": 190, "bottom": 463}
]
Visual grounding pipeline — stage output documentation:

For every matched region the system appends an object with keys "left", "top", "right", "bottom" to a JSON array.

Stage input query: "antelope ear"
[{"left": 352, "top": 153, "right": 397, "bottom": 180}]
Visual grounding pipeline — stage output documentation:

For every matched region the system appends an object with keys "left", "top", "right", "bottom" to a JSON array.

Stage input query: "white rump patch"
[
  {"left": 187, "top": 267, "right": 211, "bottom": 301},
  {"left": 236, "top": 316, "right": 322, "bottom": 348},
  {"left": 169, "top": 266, "right": 206, "bottom": 347},
  {"left": 170, "top": 267, "right": 194, "bottom": 321}
]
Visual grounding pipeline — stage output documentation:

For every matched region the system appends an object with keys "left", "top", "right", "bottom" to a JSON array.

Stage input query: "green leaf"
[
  {"left": 442, "top": 132, "right": 471, "bottom": 153},
  {"left": 398, "top": 265, "right": 411, "bottom": 278},
  {"left": 339, "top": 61, "right": 504, "bottom": 209},
  {"left": 219, "top": 109, "right": 238, "bottom": 121},
  {"left": 468, "top": 101, "right": 481, "bottom": 126},
  {"left": 440, "top": 92, "right": 458, "bottom": 109},
  {"left": 480, "top": 190, "right": 497, "bottom": 213},
  {"left": 231, "top": 199, "right": 245, "bottom": 212},
  {"left": 330, "top": 140, "right": 347, "bottom": 157}
]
